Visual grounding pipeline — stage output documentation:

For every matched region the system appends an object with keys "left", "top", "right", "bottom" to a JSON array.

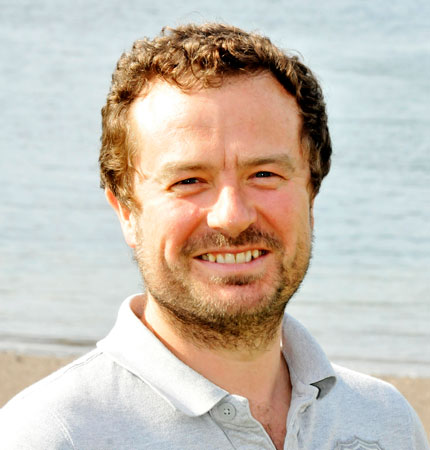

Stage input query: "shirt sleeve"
[
  {"left": 0, "top": 401, "right": 75, "bottom": 450},
  {"left": 408, "top": 404, "right": 430, "bottom": 450}
]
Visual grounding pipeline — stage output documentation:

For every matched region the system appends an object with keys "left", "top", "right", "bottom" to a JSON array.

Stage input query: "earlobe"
[{"left": 105, "top": 188, "right": 137, "bottom": 248}]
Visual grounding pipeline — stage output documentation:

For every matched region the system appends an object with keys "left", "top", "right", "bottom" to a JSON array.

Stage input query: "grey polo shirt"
[{"left": 1, "top": 294, "right": 428, "bottom": 449}]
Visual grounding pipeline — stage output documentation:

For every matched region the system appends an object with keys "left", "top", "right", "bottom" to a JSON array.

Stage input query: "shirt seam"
[
  {"left": 50, "top": 410, "right": 75, "bottom": 449},
  {"left": 60, "top": 349, "right": 102, "bottom": 376}
]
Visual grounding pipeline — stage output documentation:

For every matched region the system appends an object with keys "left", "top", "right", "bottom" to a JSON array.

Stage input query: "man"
[{"left": 1, "top": 23, "right": 428, "bottom": 449}]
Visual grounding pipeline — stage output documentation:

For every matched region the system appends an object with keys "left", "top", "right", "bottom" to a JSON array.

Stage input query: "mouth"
[{"left": 196, "top": 249, "right": 268, "bottom": 264}]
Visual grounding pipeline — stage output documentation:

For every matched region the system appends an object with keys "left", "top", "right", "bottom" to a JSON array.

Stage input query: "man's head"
[
  {"left": 99, "top": 23, "right": 331, "bottom": 211},
  {"left": 100, "top": 24, "right": 332, "bottom": 350}
]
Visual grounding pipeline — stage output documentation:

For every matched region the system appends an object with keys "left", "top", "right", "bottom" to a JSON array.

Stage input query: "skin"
[{"left": 106, "top": 73, "right": 314, "bottom": 449}]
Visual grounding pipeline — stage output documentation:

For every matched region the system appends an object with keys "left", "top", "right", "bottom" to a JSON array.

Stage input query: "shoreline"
[{"left": 0, "top": 352, "right": 428, "bottom": 439}]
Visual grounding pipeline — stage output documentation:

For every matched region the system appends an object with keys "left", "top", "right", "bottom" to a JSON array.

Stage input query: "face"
[{"left": 111, "top": 74, "right": 314, "bottom": 346}]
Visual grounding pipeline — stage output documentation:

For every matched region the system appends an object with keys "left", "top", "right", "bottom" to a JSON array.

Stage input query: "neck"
[{"left": 132, "top": 293, "right": 291, "bottom": 404}]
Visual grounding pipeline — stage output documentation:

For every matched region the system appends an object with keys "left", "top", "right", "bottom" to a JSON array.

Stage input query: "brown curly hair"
[{"left": 99, "top": 23, "right": 332, "bottom": 209}]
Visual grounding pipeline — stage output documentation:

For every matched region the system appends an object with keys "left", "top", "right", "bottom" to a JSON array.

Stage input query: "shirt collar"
[
  {"left": 97, "top": 295, "right": 336, "bottom": 416},
  {"left": 97, "top": 294, "right": 228, "bottom": 417},
  {"left": 281, "top": 314, "right": 336, "bottom": 399}
]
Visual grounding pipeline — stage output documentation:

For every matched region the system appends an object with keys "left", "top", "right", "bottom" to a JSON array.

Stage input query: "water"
[{"left": 1, "top": 0, "right": 429, "bottom": 376}]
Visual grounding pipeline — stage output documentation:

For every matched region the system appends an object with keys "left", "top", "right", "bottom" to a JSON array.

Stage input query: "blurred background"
[{"left": 1, "top": 0, "right": 429, "bottom": 376}]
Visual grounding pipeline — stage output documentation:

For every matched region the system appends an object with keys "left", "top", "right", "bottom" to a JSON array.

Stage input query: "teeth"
[
  {"left": 201, "top": 250, "right": 262, "bottom": 264},
  {"left": 216, "top": 254, "right": 225, "bottom": 263},
  {"left": 225, "top": 253, "right": 235, "bottom": 263},
  {"left": 236, "top": 252, "right": 245, "bottom": 264}
]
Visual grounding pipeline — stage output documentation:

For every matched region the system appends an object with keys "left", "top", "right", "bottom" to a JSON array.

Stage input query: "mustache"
[{"left": 182, "top": 225, "right": 283, "bottom": 256}]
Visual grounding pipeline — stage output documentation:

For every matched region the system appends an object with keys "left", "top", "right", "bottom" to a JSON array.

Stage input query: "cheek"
[
  {"left": 142, "top": 200, "right": 202, "bottom": 262},
  {"left": 258, "top": 189, "right": 312, "bottom": 242}
]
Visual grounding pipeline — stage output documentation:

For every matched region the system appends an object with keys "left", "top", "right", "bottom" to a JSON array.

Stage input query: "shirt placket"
[
  {"left": 284, "top": 395, "right": 315, "bottom": 449},
  {"left": 209, "top": 395, "right": 277, "bottom": 450}
]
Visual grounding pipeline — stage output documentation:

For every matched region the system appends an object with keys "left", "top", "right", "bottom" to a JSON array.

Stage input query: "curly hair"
[{"left": 99, "top": 23, "right": 332, "bottom": 208}]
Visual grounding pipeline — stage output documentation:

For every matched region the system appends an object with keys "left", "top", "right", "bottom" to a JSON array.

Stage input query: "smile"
[{"left": 198, "top": 249, "right": 267, "bottom": 264}]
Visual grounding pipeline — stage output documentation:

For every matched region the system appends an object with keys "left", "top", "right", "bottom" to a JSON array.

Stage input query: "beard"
[{"left": 134, "top": 225, "right": 312, "bottom": 352}]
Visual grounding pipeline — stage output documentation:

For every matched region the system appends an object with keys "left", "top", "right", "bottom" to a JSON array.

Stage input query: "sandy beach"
[{"left": 1, "top": 352, "right": 429, "bottom": 440}]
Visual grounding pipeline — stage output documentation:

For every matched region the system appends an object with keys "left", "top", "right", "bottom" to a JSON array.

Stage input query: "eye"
[
  {"left": 175, "top": 177, "right": 201, "bottom": 185},
  {"left": 249, "top": 170, "right": 284, "bottom": 189},
  {"left": 169, "top": 177, "right": 207, "bottom": 193},
  {"left": 254, "top": 171, "right": 276, "bottom": 178}
]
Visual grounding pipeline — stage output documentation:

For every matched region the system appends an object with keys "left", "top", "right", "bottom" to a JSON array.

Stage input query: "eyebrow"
[
  {"left": 237, "top": 154, "right": 296, "bottom": 172},
  {"left": 157, "top": 162, "right": 217, "bottom": 182},
  {"left": 157, "top": 153, "right": 297, "bottom": 180}
]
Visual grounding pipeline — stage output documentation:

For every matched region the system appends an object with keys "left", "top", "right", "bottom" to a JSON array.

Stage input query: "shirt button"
[{"left": 217, "top": 402, "right": 236, "bottom": 420}]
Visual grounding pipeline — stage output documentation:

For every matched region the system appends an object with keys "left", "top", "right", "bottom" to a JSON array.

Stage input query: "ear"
[
  {"left": 105, "top": 188, "right": 137, "bottom": 248},
  {"left": 309, "top": 196, "right": 315, "bottom": 230}
]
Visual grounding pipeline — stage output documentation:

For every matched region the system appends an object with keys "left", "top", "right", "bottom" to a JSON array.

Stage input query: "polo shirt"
[{"left": 1, "top": 294, "right": 428, "bottom": 449}]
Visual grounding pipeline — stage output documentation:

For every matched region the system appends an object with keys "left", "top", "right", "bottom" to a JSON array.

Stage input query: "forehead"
[
  {"left": 129, "top": 74, "right": 304, "bottom": 170},
  {"left": 131, "top": 73, "right": 300, "bottom": 126}
]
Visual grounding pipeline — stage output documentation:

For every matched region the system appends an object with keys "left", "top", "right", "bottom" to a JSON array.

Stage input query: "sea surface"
[{"left": 1, "top": 0, "right": 429, "bottom": 376}]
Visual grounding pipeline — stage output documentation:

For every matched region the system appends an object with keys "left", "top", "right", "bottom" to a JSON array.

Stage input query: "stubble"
[{"left": 134, "top": 225, "right": 312, "bottom": 352}]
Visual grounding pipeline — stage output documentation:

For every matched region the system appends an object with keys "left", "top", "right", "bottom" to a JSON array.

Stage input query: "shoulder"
[
  {"left": 0, "top": 350, "right": 112, "bottom": 449},
  {"left": 2, "top": 349, "right": 104, "bottom": 408},
  {"left": 328, "top": 364, "right": 428, "bottom": 448},
  {"left": 332, "top": 364, "right": 409, "bottom": 407},
  {"left": 0, "top": 348, "right": 175, "bottom": 449}
]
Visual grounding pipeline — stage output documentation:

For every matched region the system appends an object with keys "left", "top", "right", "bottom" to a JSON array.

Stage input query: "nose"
[{"left": 206, "top": 185, "right": 257, "bottom": 237}]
